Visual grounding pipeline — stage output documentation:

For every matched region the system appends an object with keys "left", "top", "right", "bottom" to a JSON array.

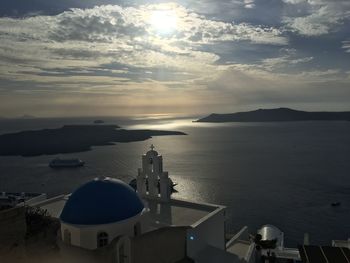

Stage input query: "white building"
[
  {"left": 31, "top": 146, "right": 258, "bottom": 263},
  {"left": 59, "top": 177, "right": 147, "bottom": 251}
]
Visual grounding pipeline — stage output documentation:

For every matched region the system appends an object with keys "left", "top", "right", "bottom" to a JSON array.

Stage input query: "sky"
[{"left": 0, "top": 0, "right": 350, "bottom": 117}]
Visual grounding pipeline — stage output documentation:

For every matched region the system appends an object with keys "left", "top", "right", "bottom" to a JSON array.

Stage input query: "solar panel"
[
  {"left": 298, "top": 245, "right": 350, "bottom": 263},
  {"left": 322, "top": 246, "right": 348, "bottom": 263},
  {"left": 341, "top": 247, "right": 350, "bottom": 262}
]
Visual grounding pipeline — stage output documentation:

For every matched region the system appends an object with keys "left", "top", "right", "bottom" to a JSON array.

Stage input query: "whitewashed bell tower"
[{"left": 137, "top": 145, "right": 171, "bottom": 202}]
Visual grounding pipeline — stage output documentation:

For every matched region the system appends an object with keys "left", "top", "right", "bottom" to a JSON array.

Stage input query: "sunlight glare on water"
[{"left": 126, "top": 115, "right": 234, "bottom": 130}]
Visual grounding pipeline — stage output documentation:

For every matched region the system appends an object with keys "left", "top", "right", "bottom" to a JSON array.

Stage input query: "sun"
[{"left": 149, "top": 10, "right": 178, "bottom": 35}]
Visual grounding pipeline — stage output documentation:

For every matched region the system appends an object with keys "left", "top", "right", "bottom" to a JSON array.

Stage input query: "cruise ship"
[{"left": 49, "top": 158, "right": 85, "bottom": 168}]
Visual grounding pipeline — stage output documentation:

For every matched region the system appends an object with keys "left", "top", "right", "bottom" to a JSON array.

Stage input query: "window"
[{"left": 97, "top": 232, "right": 109, "bottom": 248}]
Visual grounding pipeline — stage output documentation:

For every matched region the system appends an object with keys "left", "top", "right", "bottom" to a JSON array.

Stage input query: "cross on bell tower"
[{"left": 136, "top": 145, "right": 171, "bottom": 202}]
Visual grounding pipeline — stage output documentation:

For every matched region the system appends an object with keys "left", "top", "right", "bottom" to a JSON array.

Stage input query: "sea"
[{"left": 0, "top": 115, "right": 349, "bottom": 247}]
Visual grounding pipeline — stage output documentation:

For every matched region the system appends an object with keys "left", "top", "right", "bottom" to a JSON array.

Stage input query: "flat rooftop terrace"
[
  {"left": 32, "top": 195, "right": 68, "bottom": 218},
  {"left": 33, "top": 195, "right": 224, "bottom": 228},
  {"left": 145, "top": 198, "right": 223, "bottom": 228},
  {"left": 226, "top": 240, "right": 251, "bottom": 260}
]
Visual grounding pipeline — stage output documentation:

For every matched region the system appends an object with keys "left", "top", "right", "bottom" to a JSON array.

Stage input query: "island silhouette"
[
  {"left": 0, "top": 125, "right": 186, "bottom": 157},
  {"left": 196, "top": 108, "right": 350, "bottom": 122}
]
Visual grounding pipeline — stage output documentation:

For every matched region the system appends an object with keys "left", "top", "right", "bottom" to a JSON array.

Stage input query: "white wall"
[
  {"left": 61, "top": 213, "right": 144, "bottom": 250},
  {"left": 24, "top": 193, "right": 47, "bottom": 206},
  {"left": 186, "top": 208, "right": 226, "bottom": 258}
]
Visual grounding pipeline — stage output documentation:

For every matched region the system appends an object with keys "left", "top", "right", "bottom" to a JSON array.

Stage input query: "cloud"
[
  {"left": 244, "top": 0, "right": 255, "bottom": 9},
  {"left": 204, "top": 63, "right": 350, "bottom": 113},
  {"left": 0, "top": 1, "right": 349, "bottom": 116},
  {"left": 282, "top": 0, "right": 306, "bottom": 4},
  {"left": 342, "top": 40, "right": 350, "bottom": 53},
  {"left": 283, "top": 1, "right": 350, "bottom": 36},
  {"left": 261, "top": 55, "right": 313, "bottom": 71},
  {"left": 0, "top": 3, "right": 288, "bottom": 88},
  {"left": 48, "top": 4, "right": 287, "bottom": 45}
]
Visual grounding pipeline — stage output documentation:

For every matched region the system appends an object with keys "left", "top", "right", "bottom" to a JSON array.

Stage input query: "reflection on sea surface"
[{"left": 125, "top": 115, "right": 243, "bottom": 130}]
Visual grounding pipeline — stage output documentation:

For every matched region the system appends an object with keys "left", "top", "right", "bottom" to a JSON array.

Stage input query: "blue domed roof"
[{"left": 60, "top": 177, "right": 144, "bottom": 225}]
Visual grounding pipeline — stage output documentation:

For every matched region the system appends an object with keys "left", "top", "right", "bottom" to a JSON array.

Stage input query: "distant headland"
[
  {"left": 196, "top": 108, "right": 350, "bottom": 123},
  {"left": 0, "top": 125, "right": 186, "bottom": 157}
]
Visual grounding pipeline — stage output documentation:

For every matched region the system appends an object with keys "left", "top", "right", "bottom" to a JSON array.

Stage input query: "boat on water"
[{"left": 49, "top": 158, "right": 85, "bottom": 168}]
